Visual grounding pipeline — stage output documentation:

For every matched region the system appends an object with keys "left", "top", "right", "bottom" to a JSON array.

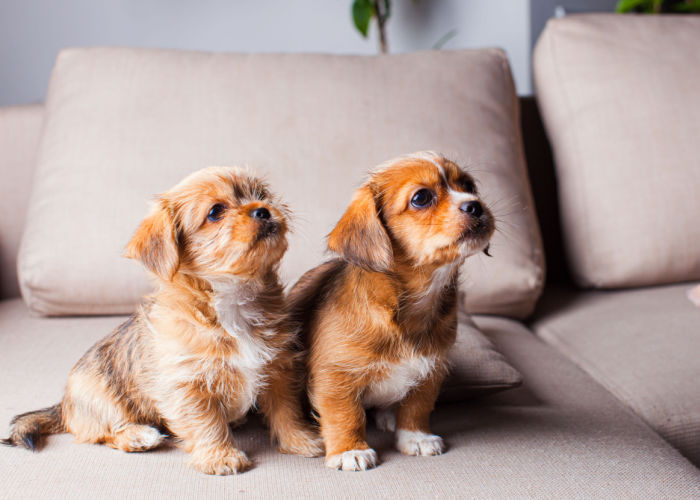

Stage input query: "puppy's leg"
[
  {"left": 313, "top": 373, "right": 377, "bottom": 471},
  {"left": 258, "top": 353, "right": 324, "bottom": 457},
  {"left": 161, "top": 389, "right": 252, "bottom": 475},
  {"left": 394, "top": 370, "right": 446, "bottom": 457},
  {"left": 63, "top": 370, "right": 155, "bottom": 450}
]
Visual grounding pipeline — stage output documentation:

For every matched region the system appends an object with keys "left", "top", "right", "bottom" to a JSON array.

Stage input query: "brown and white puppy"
[
  {"left": 2, "top": 167, "right": 322, "bottom": 475},
  {"left": 289, "top": 152, "right": 494, "bottom": 471}
]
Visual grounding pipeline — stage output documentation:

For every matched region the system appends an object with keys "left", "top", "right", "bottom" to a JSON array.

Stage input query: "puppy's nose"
[
  {"left": 460, "top": 201, "right": 483, "bottom": 218},
  {"left": 250, "top": 207, "right": 271, "bottom": 220}
]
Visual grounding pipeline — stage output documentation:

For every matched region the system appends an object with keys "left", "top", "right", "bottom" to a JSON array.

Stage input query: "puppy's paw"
[
  {"left": 112, "top": 424, "right": 166, "bottom": 452},
  {"left": 325, "top": 448, "right": 378, "bottom": 471},
  {"left": 374, "top": 407, "right": 396, "bottom": 432},
  {"left": 128, "top": 426, "right": 166, "bottom": 451},
  {"left": 191, "top": 449, "right": 252, "bottom": 475},
  {"left": 278, "top": 427, "right": 325, "bottom": 457},
  {"left": 395, "top": 429, "right": 445, "bottom": 456}
]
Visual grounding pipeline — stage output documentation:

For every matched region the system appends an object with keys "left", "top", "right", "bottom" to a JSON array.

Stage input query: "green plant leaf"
[
  {"left": 353, "top": 0, "right": 374, "bottom": 38},
  {"left": 432, "top": 29, "right": 458, "bottom": 50},
  {"left": 673, "top": 0, "right": 700, "bottom": 12},
  {"left": 615, "top": 0, "right": 652, "bottom": 12}
]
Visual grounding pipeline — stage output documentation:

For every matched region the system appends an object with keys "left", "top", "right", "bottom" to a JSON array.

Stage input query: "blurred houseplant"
[
  {"left": 616, "top": 0, "right": 700, "bottom": 12},
  {"left": 351, "top": 0, "right": 457, "bottom": 54},
  {"left": 352, "top": 0, "right": 391, "bottom": 53}
]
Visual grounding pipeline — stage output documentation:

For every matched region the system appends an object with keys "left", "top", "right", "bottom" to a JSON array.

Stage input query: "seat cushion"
[
  {"left": 440, "top": 313, "right": 523, "bottom": 402},
  {"left": 533, "top": 14, "right": 700, "bottom": 288},
  {"left": 0, "top": 104, "right": 43, "bottom": 299},
  {"left": 2, "top": 299, "right": 698, "bottom": 498},
  {"left": 18, "top": 47, "right": 543, "bottom": 318},
  {"left": 533, "top": 283, "right": 700, "bottom": 465}
]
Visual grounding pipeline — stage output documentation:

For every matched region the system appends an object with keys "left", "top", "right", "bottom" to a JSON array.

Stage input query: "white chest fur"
[
  {"left": 210, "top": 280, "right": 277, "bottom": 417},
  {"left": 362, "top": 355, "right": 437, "bottom": 408}
]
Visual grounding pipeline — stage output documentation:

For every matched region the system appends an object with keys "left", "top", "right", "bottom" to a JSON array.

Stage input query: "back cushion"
[
  {"left": 534, "top": 14, "right": 700, "bottom": 288},
  {"left": 19, "top": 47, "right": 543, "bottom": 317},
  {"left": 0, "top": 105, "right": 43, "bottom": 299}
]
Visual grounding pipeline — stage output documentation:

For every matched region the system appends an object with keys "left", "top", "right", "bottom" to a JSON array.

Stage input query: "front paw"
[
  {"left": 325, "top": 448, "right": 378, "bottom": 471},
  {"left": 190, "top": 449, "right": 253, "bottom": 475},
  {"left": 278, "top": 427, "right": 325, "bottom": 457},
  {"left": 395, "top": 429, "right": 445, "bottom": 456}
]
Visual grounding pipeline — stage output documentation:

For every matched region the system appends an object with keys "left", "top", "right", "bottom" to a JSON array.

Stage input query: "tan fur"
[
  {"left": 3, "top": 167, "right": 322, "bottom": 474},
  {"left": 289, "top": 152, "right": 494, "bottom": 470}
]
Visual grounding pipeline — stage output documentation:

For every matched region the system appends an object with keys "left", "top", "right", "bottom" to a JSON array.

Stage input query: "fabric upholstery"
[
  {"left": 0, "top": 104, "right": 43, "bottom": 299},
  {"left": 533, "top": 283, "right": 700, "bottom": 465},
  {"left": 440, "top": 312, "right": 522, "bottom": 402},
  {"left": 533, "top": 14, "right": 700, "bottom": 288},
  {"left": 18, "top": 47, "right": 543, "bottom": 317},
  {"left": 2, "top": 299, "right": 699, "bottom": 498}
]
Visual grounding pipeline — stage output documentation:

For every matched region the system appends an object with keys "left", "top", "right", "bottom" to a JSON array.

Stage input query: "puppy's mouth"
[
  {"left": 458, "top": 220, "right": 492, "bottom": 242},
  {"left": 456, "top": 219, "right": 494, "bottom": 257},
  {"left": 255, "top": 220, "right": 281, "bottom": 242}
]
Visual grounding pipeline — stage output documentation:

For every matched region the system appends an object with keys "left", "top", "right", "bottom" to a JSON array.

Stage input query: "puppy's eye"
[
  {"left": 411, "top": 189, "right": 434, "bottom": 208},
  {"left": 207, "top": 203, "right": 227, "bottom": 222},
  {"left": 457, "top": 178, "right": 475, "bottom": 193}
]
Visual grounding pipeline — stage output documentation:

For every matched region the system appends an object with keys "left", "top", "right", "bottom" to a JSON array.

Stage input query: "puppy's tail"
[{"left": 1, "top": 404, "right": 63, "bottom": 451}]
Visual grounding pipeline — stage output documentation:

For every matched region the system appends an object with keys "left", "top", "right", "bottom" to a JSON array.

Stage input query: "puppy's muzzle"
[
  {"left": 459, "top": 201, "right": 483, "bottom": 218},
  {"left": 250, "top": 207, "right": 280, "bottom": 238},
  {"left": 459, "top": 201, "right": 492, "bottom": 239},
  {"left": 250, "top": 207, "right": 271, "bottom": 220}
]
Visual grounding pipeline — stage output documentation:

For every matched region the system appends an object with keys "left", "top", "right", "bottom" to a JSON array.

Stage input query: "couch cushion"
[
  {"left": 18, "top": 47, "right": 543, "bottom": 318},
  {"left": 440, "top": 313, "right": 522, "bottom": 402},
  {"left": 0, "top": 104, "right": 43, "bottom": 299},
  {"left": 2, "top": 299, "right": 698, "bottom": 497},
  {"left": 533, "top": 283, "right": 700, "bottom": 465},
  {"left": 533, "top": 14, "right": 700, "bottom": 288}
]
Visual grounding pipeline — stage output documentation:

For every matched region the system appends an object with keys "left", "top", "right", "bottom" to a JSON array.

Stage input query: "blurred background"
[{"left": 0, "top": 0, "right": 619, "bottom": 106}]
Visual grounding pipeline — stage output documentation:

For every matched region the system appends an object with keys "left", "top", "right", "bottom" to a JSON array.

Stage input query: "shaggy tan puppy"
[{"left": 3, "top": 167, "right": 322, "bottom": 475}]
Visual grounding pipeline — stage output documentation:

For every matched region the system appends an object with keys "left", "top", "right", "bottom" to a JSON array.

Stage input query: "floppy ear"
[
  {"left": 124, "top": 201, "right": 180, "bottom": 280},
  {"left": 327, "top": 184, "right": 393, "bottom": 272}
]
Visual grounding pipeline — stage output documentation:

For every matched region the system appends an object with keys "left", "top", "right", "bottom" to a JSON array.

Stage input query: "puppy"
[
  {"left": 2, "top": 167, "right": 322, "bottom": 474},
  {"left": 289, "top": 152, "right": 494, "bottom": 471}
]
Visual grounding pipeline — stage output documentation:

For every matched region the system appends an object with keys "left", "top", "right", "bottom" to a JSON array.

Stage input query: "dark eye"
[
  {"left": 207, "top": 203, "right": 227, "bottom": 222},
  {"left": 457, "top": 177, "right": 475, "bottom": 193},
  {"left": 411, "top": 189, "right": 434, "bottom": 208}
]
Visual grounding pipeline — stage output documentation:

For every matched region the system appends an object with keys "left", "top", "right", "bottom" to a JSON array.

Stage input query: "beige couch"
[{"left": 2, "top": 14, "right": 699, "bottom": 498}]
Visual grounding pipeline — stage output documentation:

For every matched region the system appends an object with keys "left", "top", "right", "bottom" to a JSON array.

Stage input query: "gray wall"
[
  {"left": 0, "top": 1, "right": 617, "bottom": 106},
  {"left": 530, "top": 0, "right": 618, "bottom": 50}
]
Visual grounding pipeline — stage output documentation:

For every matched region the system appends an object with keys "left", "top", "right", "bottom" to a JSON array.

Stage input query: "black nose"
[
  {"left": 460, "top": 201, "right": 483, "bottom": 218},
  {"left": 250, "top": 207, "right": 271, "bottom": 220}
]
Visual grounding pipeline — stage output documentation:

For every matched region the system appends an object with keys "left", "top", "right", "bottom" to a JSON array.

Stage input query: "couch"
[{"left": 1, "top": 14, "right": 699, "bottom": 499}]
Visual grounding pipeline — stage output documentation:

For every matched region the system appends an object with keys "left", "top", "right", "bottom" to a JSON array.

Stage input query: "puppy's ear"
[
  {"left": 124, "top": 201, "right": 180, "bottom": 280},
  {"left": 327, "top": 184, "right": 392, "bottom": 272}
]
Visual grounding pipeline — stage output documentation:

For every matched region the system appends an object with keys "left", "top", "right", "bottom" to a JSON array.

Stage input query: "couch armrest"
[{"left": 0, "top": 104, "right": 43, "bottom": 299}]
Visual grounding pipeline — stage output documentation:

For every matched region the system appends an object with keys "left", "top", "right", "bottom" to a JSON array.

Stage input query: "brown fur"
[
  {"left": 3, "top": 167, "right": 322, "bottom": 474},
  {"left": 289, "top": 152, "right": 494, "bottom": 470}
]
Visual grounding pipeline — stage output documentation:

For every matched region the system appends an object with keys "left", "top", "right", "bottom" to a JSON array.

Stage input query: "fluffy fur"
[
  {"left": 289, "top": 152, "right": 494, "bottom": 471},
  {"left": 2, "top": 167, "right": 322, "bottom": 474}
]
